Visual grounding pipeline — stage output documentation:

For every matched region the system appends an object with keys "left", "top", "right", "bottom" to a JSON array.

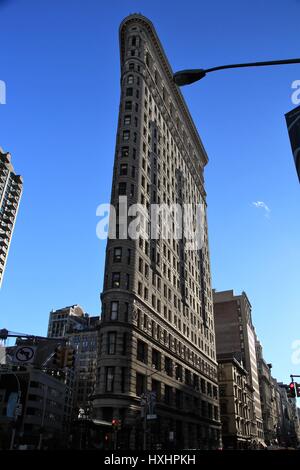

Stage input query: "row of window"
[
  {"left": 103, "top": 299, "right": 216, "bottom": 371},
  {"left": 144, "top": 52, "right": 200, "bottom": 166},
  {"left": 102, "top": 365, "right": 218, "bottom": 421},
  {"left": 136, "top": 338, "right": 217, "bottom": 397},
  {"left": 134, "top": 308, "right": 217, "bottom": 377}
]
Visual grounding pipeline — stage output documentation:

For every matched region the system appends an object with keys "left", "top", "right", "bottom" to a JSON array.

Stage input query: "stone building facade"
[
  {"left": 255, "top": 340, "right": 278, "bottom": 445},
  {"left": 92, "top": 14, "right": 221, "bottom": 450},
  {"left": 213, "top": 289, "right": 265, "bottom": 445},
  {"left": 218, "top": 354, "right": 255, "bottom": 449}
]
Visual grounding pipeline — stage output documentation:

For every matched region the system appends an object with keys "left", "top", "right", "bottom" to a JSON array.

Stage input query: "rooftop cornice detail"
[{"left": 119, "top": 15, "right": 209, "bottom": 169}]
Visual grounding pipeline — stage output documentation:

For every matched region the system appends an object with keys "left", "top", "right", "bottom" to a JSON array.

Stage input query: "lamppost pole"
[
  {"left": 173, "top": 58, "right": 300, "bottom": 86},
  {"left": 142, "top": 367, "right": 159, "bottom": 451},
  {"left": 8, "top": 371, "right": 21, "bottom": 451}
]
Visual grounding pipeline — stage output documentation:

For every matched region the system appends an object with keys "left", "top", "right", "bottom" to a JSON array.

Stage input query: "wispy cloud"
[{"left": 252, "top": 201, "right": 271, "bottom": 218}]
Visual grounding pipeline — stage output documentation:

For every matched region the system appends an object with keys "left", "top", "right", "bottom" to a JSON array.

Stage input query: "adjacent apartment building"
[
  {"left": 47, "top": 305, "right": 99, "bottom": 414},
  {"left": 92, "top": 14, "right": 221, "bottom": 450},
  {"left": 213, "top": 289, "right": 265, "bottom": 446},
  {"left": 0, "top": 148, "right": 23, "bottom": 287}
]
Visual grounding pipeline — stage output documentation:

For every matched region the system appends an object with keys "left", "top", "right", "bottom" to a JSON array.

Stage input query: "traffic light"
[
  {"left": 64, "top": 347, "right": 76, "bottom": 368},
  {"left": 296, "top": 383, "right": 300, "bottom": 398},
  {"left": 288, "top": 382, "right": 296, "bottom": 398},
  {"left": 112, "top": 418, "right": 121, "bottom": 430},
  {"left": 52, "top": 346, "right": 65, "bottom": 368}
]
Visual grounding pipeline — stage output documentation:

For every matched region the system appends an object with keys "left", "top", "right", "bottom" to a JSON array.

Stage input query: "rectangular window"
[
  {"left": 175, "top": 389, "right": 182, "bottom": 409},
  {"left": 152, "top": 349, "right": 161, "bottom": 371},
  {"left": 139, "top": 257, "right": 143, "bottom": 273},
  {"left": 121, "top": 146, "right": 129, "bottom": 158},
  {"left": 175, "top": 363, "right": 183, "bottom": 381},
  {"left": 165, "top": 357, "right": 173, "bottom": 377},
  {"left": 165, "top": 385, "right": 172, "bottom": 405},
  {"left": 113, "top": 247, "right": 122, "bottom": 262},
  {"left": 193, "top": 374, "right": 199, "bottom": 390},
  {"left": 137, "top": 340, "right": 148, "bottom": 363},
  {"left": 105, "top": 367, "right": 115, "bottom": 392},
  {"left": 185, "top": 369, "right": 191, "bottom": 386},
  {"left": 144, "top": 287, "right": 148, "bottom": 300},
  {"left": 138, "top": 282, "right": 142, "bottom": 295},
  {"left": 107, "top": 332, "right": 117, "bottom": 355},
  {"left": 110, "top": 301, "right": 119, "bottom": 320},
  {"left": 136, "top": 373, "right": 145, "bottom": 396},
  {"left": 126, "top": 87, "right": 133, "bottom": 96},
  {"left": 118, "top": 182, "right": 127, "bottom": 195},
  {"left": 123, "top": 130, "right": 130, "bottom": 141},
  {"left": 125, "top": 101, "right": 132, "bottom": 111},
  {"left": 152, "top": 379, "right": 161, "bottom": 401},
  {"left": 124, "top": 115, "right": 131, "bottom": 125},
  {"left": 120, "top": 163, "right": 128, "bottom": 176},
  {"left": 112, "top": 272, "right": 121, "bottom": 288}
]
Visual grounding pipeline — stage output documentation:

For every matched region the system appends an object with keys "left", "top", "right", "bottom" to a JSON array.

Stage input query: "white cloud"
[{"left": 252, "top": 201, "right": 271, "bottom": 218}]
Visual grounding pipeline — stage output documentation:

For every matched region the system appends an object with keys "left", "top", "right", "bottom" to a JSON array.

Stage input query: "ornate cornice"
[{"left": 119, "top": 14, "right": 209, "bottom": 170}]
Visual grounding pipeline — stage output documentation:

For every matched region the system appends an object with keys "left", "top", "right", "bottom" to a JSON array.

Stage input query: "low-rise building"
[
  {"left": 213, "top": 290, "right": 265, "bottom": 445},
  {"left": 0, "top": 365, "right": 66, "bottom": 449}
]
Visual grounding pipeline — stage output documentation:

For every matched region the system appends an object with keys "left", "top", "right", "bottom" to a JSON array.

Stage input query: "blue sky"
[{"left": 0, "top": 0, "right": 299, "bottom": 383}]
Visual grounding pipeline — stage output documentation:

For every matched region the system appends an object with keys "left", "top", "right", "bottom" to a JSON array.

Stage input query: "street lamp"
[{"left": 173, "top": 58, "right": 300, "bottom": 86}]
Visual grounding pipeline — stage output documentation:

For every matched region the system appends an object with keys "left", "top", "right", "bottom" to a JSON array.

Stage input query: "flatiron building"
[{"left": 93, "top": 14, "right": 221, "bottom": 450}]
